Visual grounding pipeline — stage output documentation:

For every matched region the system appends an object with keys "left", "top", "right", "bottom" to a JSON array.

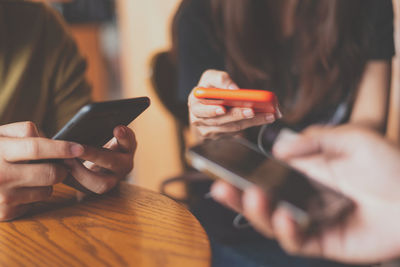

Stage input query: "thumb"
[{"left": 273, "top": 129, "right": 322, "bottom": 160}]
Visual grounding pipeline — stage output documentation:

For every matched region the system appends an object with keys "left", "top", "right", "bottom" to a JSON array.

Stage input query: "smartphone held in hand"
[
  {"left": 186, "top": 134, "right": 354, "bottom": 235},
  {"left": 53, "top": 97, "right": 150, "bottom": 147},
  {"left": 193, "top": 87, "right": 279, "bottom": 113}
]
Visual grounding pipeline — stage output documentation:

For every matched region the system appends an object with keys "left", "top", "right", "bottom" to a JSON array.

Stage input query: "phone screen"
[
  {"left": 187, "top": 137, "right": 353, "bottom": 233},
  {"left": 53, "top": 97, "right": 150, "bottom": 147}
]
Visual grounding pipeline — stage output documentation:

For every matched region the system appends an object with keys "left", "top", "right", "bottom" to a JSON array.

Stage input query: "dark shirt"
[
  {"left": 0, "top": 1, "right": 91, "bottom": 136},
  {"left": 176, "top": 0, "right": 395, "bottom": 115}
]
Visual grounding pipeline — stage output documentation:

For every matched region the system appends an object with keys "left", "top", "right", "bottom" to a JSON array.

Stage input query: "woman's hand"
[
  {"left": 65, "top": 125, "right": 136, "bottom": 194},
  {"left": 0, "top": 122, "right": 85, "bottom": 221},
  {"left": 188, "top": 70, "right": 279, "bottom": 139}
]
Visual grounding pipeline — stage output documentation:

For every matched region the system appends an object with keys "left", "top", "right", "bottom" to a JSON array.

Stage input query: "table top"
[{"left": 0, "top": 183, "right": 210, "bottom": 267}]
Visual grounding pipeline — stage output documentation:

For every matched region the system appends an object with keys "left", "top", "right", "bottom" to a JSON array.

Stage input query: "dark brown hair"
[
  {"left": 210, "top": 0, "right": 369, "bottom": 123},
  {"left": 172, "top": 0, "right": 371, "bottom": 124}
]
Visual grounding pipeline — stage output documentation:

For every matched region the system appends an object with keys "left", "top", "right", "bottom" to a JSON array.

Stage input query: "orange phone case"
[{"left": 193, "top": 87, "right": 277, "bottom": 113}]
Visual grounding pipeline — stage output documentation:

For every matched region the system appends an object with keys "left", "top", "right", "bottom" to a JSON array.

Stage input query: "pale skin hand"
[
  {"left": 0, "top": 121, "right": 136, "bottom": 221},
  {"left": 211, "top": 125, "right": 400, "bottom": 264},
  {"left": 188, "top": 70, "right": 278, "bottom": 140},
  {"left": 64, "top": 125, "right": 136, "bottom": 194},
  {"left": 0, "top": 121, "right": 85, "bottom": 221}
]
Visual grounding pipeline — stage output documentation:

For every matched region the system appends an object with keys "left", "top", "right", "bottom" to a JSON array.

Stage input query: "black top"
[
  {"left": 176, "top": 0, "right": 395, "bottom": 125},
  {"left": 177, "top": 0, "right": 224, "bottom": 103}
]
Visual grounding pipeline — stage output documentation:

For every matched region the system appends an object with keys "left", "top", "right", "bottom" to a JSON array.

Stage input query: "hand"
[
  {"left": 0, "top": 122, "right": 84, "bottom": 221},
  {"left": 65, "top": 125, "right": 136, "bottom": 194},
  {"left": 212, "top": 125, "right": 400, "bottom": 264},
  {"left": 188, "top": 70, "right": 278, "bottom": 139}
]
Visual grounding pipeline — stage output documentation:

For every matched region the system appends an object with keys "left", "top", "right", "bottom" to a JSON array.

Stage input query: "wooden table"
[{"left": 0, "top": 183, "right": 210, "bottom": 267}]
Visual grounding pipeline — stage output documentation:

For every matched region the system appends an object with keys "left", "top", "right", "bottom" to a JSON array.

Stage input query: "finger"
[
  {"left": 288, "top": 154, "right": 338, "bottom": 189},
  {"left": 198, "top": 109, "right": 276, "bottom": 126},
  {"left": 273, "top": 125, "right": 334, "bottom": 159},
  {"left": 79, "top": 146, "right": 132, "bottom": 175},
  {"left": 0, "top": 121, "right": 40, "bottom": 138},
  {"left": 103, "top": 137, "right": 118, "bottom": 151},
  {"left": 225, "top": 113, "right": 275, "bottom": 131},
  {"left": 0, "top": 204, "right": 30, "bottom": 221},
  {"left": 273, "top": 135, "right": 320, "bottom": 160},
  {"left": 272, "top": 207, "right": 318, "bottom": 256},
  {"left": 242, "top": 186, "right": 275, "bottom": 238},
  {"left": 112, "top": 126, "right": 137, "bottom": 153},
  {"left": 189, "top": 100, "right": 226, "bottom": 118},
  {"left": 63, "top": 175, "right": 95, "bottom": 195},
  {"left": 196, "top": 113, "right": 275, "bottom": 138},
  {"left": 0, "top": 138, "right": 84, "bottom": 162},
  {"left": 211, "top": 181, "right": 243, "bottom": 213},
  {"left": 272, "top": 125, "right": 324, "bottom": 160},
  {"left": 197, "top": 107, "right": 255, "bottom": 125},
  {"left": 0, "top": 186, "right": 52, "bottom": 205},
  {"left": 65, "top": 159, "right": 119, "bottom": 194},
  {"left": 2, "top": 162, "right": 68, "bottom": 187},
  {"left": 102, "top": 126, "right": 136, "bottom": 153},
  {"left": 198, "top": 70, "right": 239, "bottom": 89}
]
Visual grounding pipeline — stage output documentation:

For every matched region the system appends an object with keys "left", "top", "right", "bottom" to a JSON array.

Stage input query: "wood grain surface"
[{"left": 0, "top": 183, "right": 210, "bottom": 267}]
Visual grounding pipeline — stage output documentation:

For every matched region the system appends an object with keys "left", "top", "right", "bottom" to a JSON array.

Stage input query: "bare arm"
[{"left": 350, "top": 61, "right": 391, "bottom": 132}]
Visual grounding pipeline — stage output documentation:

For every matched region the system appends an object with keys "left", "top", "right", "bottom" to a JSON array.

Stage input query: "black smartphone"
[
  {"left": 50, "top": 97, "right": 150, "bottom": 193},
  {"left": 52, "top": 97, "right": 150, "bottom": 146},
  {"left": 186, "top": 136, "right": 354, "bottom": 234}
]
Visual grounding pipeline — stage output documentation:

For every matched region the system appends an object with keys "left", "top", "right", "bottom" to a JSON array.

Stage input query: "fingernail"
[
  {"left": 70, "top": 143, "right": 84, "bottom": 156},
  {"left": 243, "top": 109, "right": 254, "bottom": 118},
  {"left": 216, "top": 108, "right": 225, "bottom": 115},
  {"left": 116, "top": 126, "right": 126, "bottom": 137},
  {"left": 265, "top": 114, "right": 275, "bottom": 122}
]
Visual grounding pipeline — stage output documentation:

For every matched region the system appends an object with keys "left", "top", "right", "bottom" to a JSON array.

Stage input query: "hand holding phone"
[
  {"left": 189, "top": 70, "right": 281, "bottom": 139},
  {"left": 52, "top": 97, "right": 150, "bottom": 194},
  {"left": 53, "top": 97, "right": 150, "bottom": 146},
  {"left": 186, "top": 135, "right": 354, "bottom": 235},
  {"left": 227, "top": 125, "right": 400, "bottom": 264}
]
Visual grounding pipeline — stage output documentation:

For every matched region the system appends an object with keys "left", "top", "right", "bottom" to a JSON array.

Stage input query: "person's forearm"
[{"left": 350, "top": 61, "right": 391, "bottom": 134}]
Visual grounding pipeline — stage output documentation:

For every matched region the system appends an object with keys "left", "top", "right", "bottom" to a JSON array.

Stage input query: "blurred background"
[
  {"left": 30, "top": 0, "right": 400, "bottom": 195},
  {"left": 31, "top": 0, "right": 184, "bottom": 194}
]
